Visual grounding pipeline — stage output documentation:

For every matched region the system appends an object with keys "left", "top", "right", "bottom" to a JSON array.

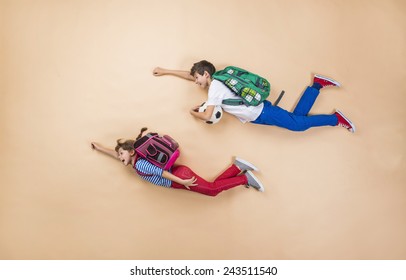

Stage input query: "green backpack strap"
[
  {"left": 222, "top": 98, "right": 246, "bottom": 106},
  {"left": 223, "top": 90, "right": 285, "bottom": 106},
  {"left": 273, "top": 90, "right": 285, "bottom": 106}
]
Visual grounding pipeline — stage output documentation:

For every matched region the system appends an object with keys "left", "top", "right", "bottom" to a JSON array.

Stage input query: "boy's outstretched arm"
[
  {"left": 91, "top": 142, "right": 118, "bottom": 160},
  {"left": 152, "top": 67, "right": 194, "bottom": 81}
]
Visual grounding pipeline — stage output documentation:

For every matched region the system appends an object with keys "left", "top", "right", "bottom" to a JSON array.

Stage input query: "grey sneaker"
[
  {"left": 235, "top": 157, "right": 259, "bottom": 172},
  {"left": 245, "top": 171, "right": 264, "bottom": 192}
]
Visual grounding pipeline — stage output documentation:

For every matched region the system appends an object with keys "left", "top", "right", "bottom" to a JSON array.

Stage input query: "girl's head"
[
  {"left": 190, "top": 60, "right": 216, "bottom": 89},
  {"left": 115, "top": 139, "right": 135, "bottom": 166},
  {"left": 115, "top": 127, "right": 147, "bottom": 166}
]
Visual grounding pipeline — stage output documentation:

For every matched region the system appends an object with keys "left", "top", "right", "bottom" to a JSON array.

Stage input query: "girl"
[{"left": 91, "top": 128, "right": 264, "bottom": 196}]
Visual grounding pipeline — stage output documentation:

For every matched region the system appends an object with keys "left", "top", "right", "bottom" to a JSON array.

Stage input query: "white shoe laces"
[{"left": 338, "top": 122, "right": 350, "bottom": 129}]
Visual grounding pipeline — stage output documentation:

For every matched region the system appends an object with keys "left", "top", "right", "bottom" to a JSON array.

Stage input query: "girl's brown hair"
[{"left": 115, "top": 127, "right": 148, "bottom": 152}]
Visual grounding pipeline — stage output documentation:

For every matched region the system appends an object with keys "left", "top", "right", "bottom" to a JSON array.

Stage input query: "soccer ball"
[{"left": 198, "top": 102, "right": 223, "bottom": 124}]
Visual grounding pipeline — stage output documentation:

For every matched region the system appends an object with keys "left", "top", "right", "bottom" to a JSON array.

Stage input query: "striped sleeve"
[
  {"left": 134, "top": 159, "right": 172, "bottom": 188},
  {"left": 136, "top": 159, "right": 164, "bottom": 176}
]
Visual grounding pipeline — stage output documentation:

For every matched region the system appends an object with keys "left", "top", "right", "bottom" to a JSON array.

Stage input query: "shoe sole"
[
  {"left": 315, "top": 74, "right": 341, "bottom": 87},
  {"left": 235, "top": 157, "right": 259, "bottom": 171},
  {"left": 246, "top": 171, "right": 264, "bottom": 192},
  {"left": 336, "top": 110, "right": 356, "bottom": 133}
]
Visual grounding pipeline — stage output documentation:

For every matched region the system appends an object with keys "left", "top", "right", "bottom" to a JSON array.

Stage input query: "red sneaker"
[
  {"left": 335, "top": 110, "right": 355, "bottom": 133},
  {"left": 314, "top": 74, "right": 341, "bottom": 88}
]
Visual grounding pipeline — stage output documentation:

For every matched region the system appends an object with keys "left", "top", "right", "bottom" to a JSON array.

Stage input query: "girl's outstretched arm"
[{"left": 91, "top": 142, "right": 118, "bottom": 160}]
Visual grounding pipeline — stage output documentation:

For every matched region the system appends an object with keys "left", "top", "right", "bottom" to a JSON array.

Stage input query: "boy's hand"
[
  {"left": 191, "top": 104, "right": 201, "bottom": 113},
  {"left": 152, "top": 67, "right": 165, "bottom": 76}
]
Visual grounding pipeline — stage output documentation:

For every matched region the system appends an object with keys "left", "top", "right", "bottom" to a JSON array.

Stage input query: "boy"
[{"left": 153, "top": 60, "right": 355, "bottom": 132}]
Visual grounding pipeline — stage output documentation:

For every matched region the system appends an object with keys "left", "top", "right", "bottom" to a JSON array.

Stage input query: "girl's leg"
[
  {"left": 252, "top": 100, "right": 338, "bottom": 131},
  {"left": 214, "top": 164, "right": 241, "bottom": 181},
  {"left": 171, "top": 165, "right": 247, "bottom": 196},
  {"left": 292, "top": 86, "right": 320, "bottom": 116}
]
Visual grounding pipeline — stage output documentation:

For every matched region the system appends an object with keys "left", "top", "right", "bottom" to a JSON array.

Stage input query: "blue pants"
[{"left": 251, "top": 86, "right": 338, "bottom": 131}]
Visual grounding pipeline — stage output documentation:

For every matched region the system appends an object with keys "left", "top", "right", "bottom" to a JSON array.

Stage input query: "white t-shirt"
[{"left": 206, "top": 79, "right": 263, "bottom": 123}]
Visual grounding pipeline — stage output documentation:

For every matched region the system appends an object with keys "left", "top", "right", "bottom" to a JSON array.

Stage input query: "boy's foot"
[
  {"left": 245, "top": 171, "right": 264, "bottom": 192},
  {"left": 235, "top": 157, "right": 259, "bottom": 172},
  {"left": 313, "top": 74, "right": 341, "bottom": 88},
  {"left": 335, "top": 110, "right": 356, "bottom": 133}
]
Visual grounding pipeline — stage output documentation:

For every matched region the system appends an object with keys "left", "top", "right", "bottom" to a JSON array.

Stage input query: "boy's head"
[
  {"left": 190, "top": 60, "right": 216, "bottom": 89},
  {"left": 190, "top": 60, "right": 216, "bottom": 77},
  {"left": 115, "top": 139, "right": 135, "bottom": 166}
]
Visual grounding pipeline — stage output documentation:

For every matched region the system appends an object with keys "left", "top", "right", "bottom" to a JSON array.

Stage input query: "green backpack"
[{"left": 212, "top": 66, "right": 270, "bottom": 106}]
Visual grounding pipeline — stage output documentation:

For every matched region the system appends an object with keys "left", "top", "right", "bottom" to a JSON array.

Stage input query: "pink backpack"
[{"left": 133, "top": 132, "right": 180, "bottom": 170}]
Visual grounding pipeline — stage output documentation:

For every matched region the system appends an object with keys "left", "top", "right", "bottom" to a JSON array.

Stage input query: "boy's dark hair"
[
  {"left": 115, "top": 127, "right": 147, "bottom": 153},
  {"left": 190, "top": 60, "right": 216, "bottom": 77}
]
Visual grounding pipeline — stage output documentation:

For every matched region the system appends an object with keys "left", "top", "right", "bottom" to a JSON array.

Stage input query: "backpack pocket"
[{"left": 147, "top": 144, "right": 169, "bottom": 165}]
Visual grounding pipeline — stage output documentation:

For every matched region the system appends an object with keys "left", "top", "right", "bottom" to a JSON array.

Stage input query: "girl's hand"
[
  {"left": 182, "top": 176, "right": 197, "bottom": 190},
  {"left": 91, "top": 142, "right": 101, "bottom": 151}
]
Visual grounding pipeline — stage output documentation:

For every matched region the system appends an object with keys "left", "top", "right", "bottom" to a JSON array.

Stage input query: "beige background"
[{"left": 1, "top": 0, "right": 405, "bottom": 260}]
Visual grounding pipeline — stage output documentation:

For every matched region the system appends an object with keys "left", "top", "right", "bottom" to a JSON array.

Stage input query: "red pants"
[{"left": 171, "top": 164, "right": 248, "bottom": 196}]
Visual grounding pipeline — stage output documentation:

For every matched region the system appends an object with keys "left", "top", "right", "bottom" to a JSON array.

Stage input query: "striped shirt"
[{"left": 134, "top": 159, "right": 172, "bottom": 188}]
